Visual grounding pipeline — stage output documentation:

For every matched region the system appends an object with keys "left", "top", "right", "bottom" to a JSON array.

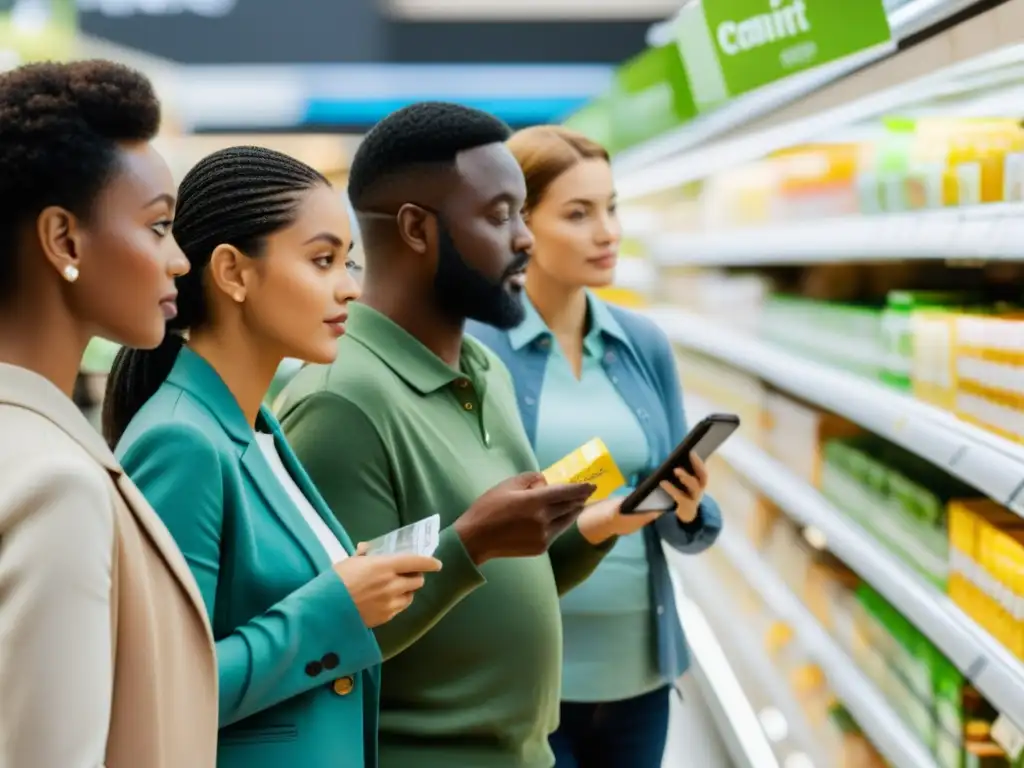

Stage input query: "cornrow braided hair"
[{"left": 102, "top": 145, "right": 328, "bottom": 447}]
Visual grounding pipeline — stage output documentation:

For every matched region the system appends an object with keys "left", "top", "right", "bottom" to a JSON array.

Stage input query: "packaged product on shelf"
[
  {"left": 1003, "top": 123, "right": 1024, "bottom": 202},
  {"left": 674, "top": 349, "right": 767, "bottom": 445},
  {"left": 875, "top": 120, "right": 915, "bottom": 213},
  {"left": 748, "top": 498, "right": 783, "bottom": 550},
  {"left": 771, "top": 143, "right": 860, "bottom": 222},
  {"left": 763, "top": 389, "right": 862, "bottom": 485},
  {"left": 911, "top": 299, "right": 1001, "bottom": 411},
  {"left": 953, "top": 311, "right": 1024, "bottom": 443},
  {"left": 856, "top": 586, "right": 945, "bottom": 755},
  {"left": 965, "top": 739, "right": 1011, "bottom": 768},
  {"left": 662, "top": 270, "right": 768, "bottom": 333},
  {"left": 884, "top": 290, "right": 982, "bottom": 392},
  {"left": 949, "top": 127, "right": 985, "bottom": 207},
  {"left": 762, "top": 513, "right": 812, "bottom": 600},
  {"left": 762, "top": 295, "right": 887, "bottom": 377},
  {"left": 946, "top": 119, "right": 1021, "bottom": 207},
  {"left": 699, "top": 160, "right": 778, "bottom": 230},
  {"left": 913, "top": 306, "right": 961, "bottom": 410},
  {"left": 790, "top": 662, "right": 831, "bottom": 730},
  {"left": 906, "top": 118, "right": 965, "bottom": 211},
  {"left": 803, "top": 547, "right": 859, "bottom": 635},
  {"left": 959, "top": 698, "right": 1015, "bottom": 768},
  {"left": 830, "top": 705, "right": 888, "bottom": 768},
  {"left": 855, "top": 139, "right": 883, "bottom": 216},
  {"left": 822, "top": 435, "right": 976, "bottom": 587},
  {"left": 705, "top": 461, "right": 764, "bottom": 537},
  {"left": 852, "top": 585, "right": 1010, "bottom": 768},
  {"left": 948, "top": 499, "right": 1024, "bottom": 660}
]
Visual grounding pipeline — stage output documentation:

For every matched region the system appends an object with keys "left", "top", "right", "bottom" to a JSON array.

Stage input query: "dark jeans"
[{"left": 550, "top": 685, "right": 671, "bottom": 768}]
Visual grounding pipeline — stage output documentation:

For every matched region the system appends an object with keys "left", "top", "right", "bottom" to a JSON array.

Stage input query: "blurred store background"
[{"left": 14, "top": 0, "right": 1024, "bottom": 765}]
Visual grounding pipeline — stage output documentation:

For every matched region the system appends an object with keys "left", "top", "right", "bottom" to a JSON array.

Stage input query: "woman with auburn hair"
[{"left": 468, "top": 125, "right": 723, "bottom": 768}]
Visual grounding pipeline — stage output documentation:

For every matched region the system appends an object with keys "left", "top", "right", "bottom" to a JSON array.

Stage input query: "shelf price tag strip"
[{"left": 645, "top": 203, "right": 1024, "bottom": 266}]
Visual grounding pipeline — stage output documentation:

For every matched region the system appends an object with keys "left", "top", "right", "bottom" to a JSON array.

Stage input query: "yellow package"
[{"left": 542, "top": 438, "right": 626, "bottom": 503}]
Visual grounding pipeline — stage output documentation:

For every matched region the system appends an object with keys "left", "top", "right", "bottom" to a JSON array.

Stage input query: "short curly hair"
[
  {"left": 347, "top": 101, "right": 511, "bottom": 210},
  {"left": 0, "top": 59, "right": 161, "bottom": 300}
]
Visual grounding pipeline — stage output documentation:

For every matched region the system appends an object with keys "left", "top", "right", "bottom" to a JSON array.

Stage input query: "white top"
[{"left": 253, "top": 431, "right": 348, "bottom": 564}]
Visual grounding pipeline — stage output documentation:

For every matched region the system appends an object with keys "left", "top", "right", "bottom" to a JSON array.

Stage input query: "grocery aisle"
[{"left": 584, "top": 2, "right": 1024, "bottom": 766}]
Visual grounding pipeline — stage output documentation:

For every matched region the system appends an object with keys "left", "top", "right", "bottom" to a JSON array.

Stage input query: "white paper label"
[{"left": 992, "top": 714, "right": 1024, "bottom": 760}]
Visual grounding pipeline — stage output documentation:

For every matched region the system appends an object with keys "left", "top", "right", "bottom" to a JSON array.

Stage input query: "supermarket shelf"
[
  {"left": 649, "top": 204, "right": 1024, "bottom": 266},
  {"left": 667, "top": 568, "right": 782, "bottom": 768},
  {"left": 686, "top": 392, "right": 1024, "bottom": 731},
  {"left": 669, "top": 550, "right": 825, "bottom": 767},
  {"left": 647, "top": 306, "right": 1024, "bottom": 516},
  {"left": 698, "top": 531, "right": 938, "bottom": 768}
]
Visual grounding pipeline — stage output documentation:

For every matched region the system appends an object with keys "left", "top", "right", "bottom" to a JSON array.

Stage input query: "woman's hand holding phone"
[
  {"left": 577, "top": 499, "right": 661, "bottom": 544},
  {"left": 659, "top": 451, "right": 709, "bottom": 524},
  {"left": 333, "top": 550, "right": 443, "bottom": 628},
  {"left": 578, "top": 452, "right": 710, "bottom": 543}
]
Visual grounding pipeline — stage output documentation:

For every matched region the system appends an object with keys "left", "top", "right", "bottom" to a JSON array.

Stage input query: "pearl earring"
[{"left": 62, "top": 265, "right": 79, "bottom": 283}]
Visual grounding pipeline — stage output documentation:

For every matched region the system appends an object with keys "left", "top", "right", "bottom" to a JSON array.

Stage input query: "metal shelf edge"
[
  {"left": 647, "top": 307, "right": 1024, "bottom": 516},
  {"left": 713, "top": 531, "right": 939, "bottom": 768}
]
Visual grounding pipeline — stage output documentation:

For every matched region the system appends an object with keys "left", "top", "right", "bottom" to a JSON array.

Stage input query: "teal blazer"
[{"left": 116, "top": 347, "right": 382, "bottom": 768}]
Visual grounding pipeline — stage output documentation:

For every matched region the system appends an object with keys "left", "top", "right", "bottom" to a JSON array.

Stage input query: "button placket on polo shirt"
[{"left": 453, "top": 377, "right": 490, "bottom": 447}]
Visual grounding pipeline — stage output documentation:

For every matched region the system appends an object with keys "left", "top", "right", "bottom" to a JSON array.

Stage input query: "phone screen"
[
  {"left": 692, "top": 419, "right": 737, "bottom": 462},
  {"left": 631, "top": 418, "right": 738, "bottom": 512}
]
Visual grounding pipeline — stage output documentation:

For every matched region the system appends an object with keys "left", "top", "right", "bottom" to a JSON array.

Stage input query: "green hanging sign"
[
  {"left": 683, "top": 0, "right": 894, "bottom": 103},
  {"left": 565, "top": 43, "right": 696, "bottom": 155},
  {"left": 567, "top": 0, "right": 894, "bottom": 155}
]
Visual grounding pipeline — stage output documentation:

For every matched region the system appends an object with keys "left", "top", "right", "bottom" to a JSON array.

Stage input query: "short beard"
[{"left": 433, "top": 222, "right": 527, "bottom": 330}]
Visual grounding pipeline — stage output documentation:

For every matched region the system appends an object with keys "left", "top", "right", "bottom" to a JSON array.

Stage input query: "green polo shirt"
[{"left": 276, "top": 303, "right": 610, "bottom": 768}]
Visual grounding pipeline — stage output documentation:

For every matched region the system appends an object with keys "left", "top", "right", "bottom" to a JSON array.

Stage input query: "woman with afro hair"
[{"left": 0, "top": 60, "right": 218, "bottom": 767}]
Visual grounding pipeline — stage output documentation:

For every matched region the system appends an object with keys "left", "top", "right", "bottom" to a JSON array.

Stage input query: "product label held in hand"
[{"left": 364, "top": 515, "right": 440, "bottom": 558}]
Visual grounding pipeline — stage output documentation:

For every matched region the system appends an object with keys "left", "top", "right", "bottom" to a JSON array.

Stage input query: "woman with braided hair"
[
  {"left": 0, "top": 60, "right": 217, "bottom": 767},
  {"left": 103, "top": 146, "right": 442, "bottom": 768}
]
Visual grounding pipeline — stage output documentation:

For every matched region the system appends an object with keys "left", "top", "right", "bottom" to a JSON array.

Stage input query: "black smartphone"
[{"left": 620, "top": 413, "right": 740, "bottom": 514}]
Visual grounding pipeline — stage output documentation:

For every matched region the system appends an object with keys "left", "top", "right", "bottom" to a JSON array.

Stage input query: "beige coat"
[{"left": 0, "top": 363, "right": 218, "bottom": 767}]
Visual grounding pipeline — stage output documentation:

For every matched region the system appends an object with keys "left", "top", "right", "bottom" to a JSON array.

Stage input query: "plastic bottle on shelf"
[
  {"left": 855, "top": 139, "right": 883, "bottom": 216},
  {"left": 877, "top": 119, "right": 916, "bottom": 213},
  {"left": 1002, "top": 122, "right": 1024, "bottom": 203},
  {"left": 906, "top": 123, "right": 954, "bottom": 210}
]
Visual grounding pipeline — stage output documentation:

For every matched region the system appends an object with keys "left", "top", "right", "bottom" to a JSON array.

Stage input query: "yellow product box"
[
  {"left": 953, "top": 312, "right": 1024, "bottom": 442},
  {"left": 542, "top": 438, "right": 626, "bottom": 503},
  {"left": 951, "top": 499, "right": 1024, "bottom": 656}
]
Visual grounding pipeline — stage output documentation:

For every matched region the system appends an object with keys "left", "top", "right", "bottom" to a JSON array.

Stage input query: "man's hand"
[{"left": 453, "top": 473, "right": 596, "bottom": 565}]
